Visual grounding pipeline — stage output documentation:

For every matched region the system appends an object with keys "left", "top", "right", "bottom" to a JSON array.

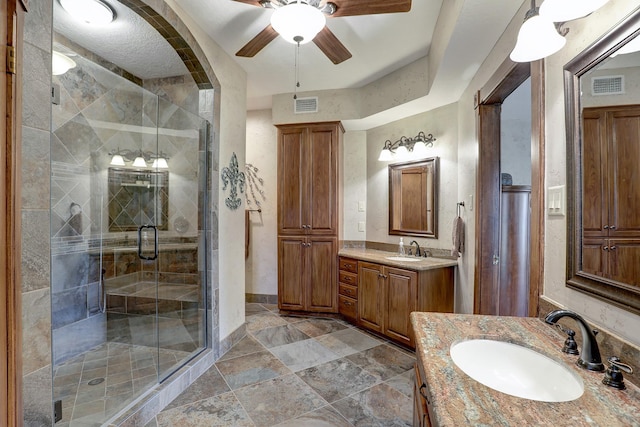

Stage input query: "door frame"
[
  {"left": 2, "top": 0, "right": 25, "bottom": 424},
  {"left": 474, "top": 58, "right": 545, "bottom": 316}
]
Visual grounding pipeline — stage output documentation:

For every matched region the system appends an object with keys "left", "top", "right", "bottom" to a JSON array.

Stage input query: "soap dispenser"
[{"left": 398, "top": 237, "right": 405, "bottom": 256}]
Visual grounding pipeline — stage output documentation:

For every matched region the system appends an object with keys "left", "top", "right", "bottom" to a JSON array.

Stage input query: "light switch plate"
[
  {"left": 548, "top": 185, "right": 565, "bottom": 216},
  {"left": 358, "top": 201, "right": 365, "bottom": 212},
  {"left": 358, "top": 221, "right": 365, "bottom": 232}
]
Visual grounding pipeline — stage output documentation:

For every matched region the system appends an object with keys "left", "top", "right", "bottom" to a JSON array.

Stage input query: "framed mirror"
[
  {"left": 388, "top": 157, "right": 438, "bottom": 238},
  {"left": 565, "top": 6, "right": 640, "bottom": 314}
]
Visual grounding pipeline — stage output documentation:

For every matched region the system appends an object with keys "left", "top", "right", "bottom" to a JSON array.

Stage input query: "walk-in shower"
[{"left": 50, "top": 32, "right": 210, "bottom": 425}]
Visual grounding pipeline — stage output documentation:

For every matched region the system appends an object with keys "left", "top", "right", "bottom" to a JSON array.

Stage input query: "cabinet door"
[
  {"left": 608, "top": 109, "right": 640, "bottom": 237},
  {"left": 609, "top": 239, "right": 640, "bottom": 287},
  {"left": 307, "top": 237, "right": 338, "bottom": 312},
  {"left": 582, "top": 238, "right": 608, "bottom": 278},
  {"left": 278, "top": 127, "right": 307, "bottom": 234},
  {"left": 582, "top": 109, "right": 609, "bottom": 238},
  {"left": 385, "top": 267, "right": 417, "bottom": 347},
  {"left": 278, "top": 236, "right": 305, "bottom": 310},
  {"left": 307, "top": 123, "right": 339, "bottom": 235},
  {"left": 358, "top": 262, "right": 384, "bottom": 333}
]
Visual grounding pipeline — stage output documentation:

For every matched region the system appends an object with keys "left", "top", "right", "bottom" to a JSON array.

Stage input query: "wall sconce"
[
  {"left": 108, "top": 148, "right": 169, "bottom": 169},
  {"left": 52, "top": 51, "right": 76, "bottom": 75},
  {"left": 511, "top": 0, "right": 610, "bottom": 63},
  {"left": 378, "top": 131, "right": 435, "bottom": 162}
]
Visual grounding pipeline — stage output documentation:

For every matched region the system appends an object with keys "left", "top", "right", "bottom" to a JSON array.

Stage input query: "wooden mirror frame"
[
  {"left": 564, "top": 6, "right": 640, "bottom": 315},
  {"left": 388, "top": 157, "right": 438, "bottom": 238}
]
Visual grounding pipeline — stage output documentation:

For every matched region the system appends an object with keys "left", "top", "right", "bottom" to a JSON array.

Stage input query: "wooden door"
[
  {"left": 277, "top": 126, "right": 307, "bottom": 235},
  {"left": 307, "top": 237, "right": 337, "bottom": 312},
  {"left": 608, "top": 108, "right": 640, "bottom": 238},
  {"left": 307, "top": 123, "right": 338, "bottom": 235},
  {"left": 358, "top": 262, "right": 384, "bottom": 333},
  {"left": 385, "top": 267, "right": 416, "bottom": 347},
  {"left": 278, "top": 236, "right": 305, "bottom": 310}
]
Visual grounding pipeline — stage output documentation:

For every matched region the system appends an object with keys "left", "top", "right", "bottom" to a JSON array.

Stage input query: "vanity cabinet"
[
  {"left": 413, "top": 357, "right": 433, "bottom": 427},
  {"left": 581, "top": 106, "right": 640, "bottom": 287},
  {"left": 277, "top": 122, "right": 343, "bottom": 313},
  {"left": 357, "top": 261, "right": 453, "bottom": 348}
]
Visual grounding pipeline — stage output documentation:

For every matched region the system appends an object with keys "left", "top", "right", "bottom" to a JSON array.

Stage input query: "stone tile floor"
[{"left": 146, "top": 303, "right": 415, "bottom": 426}]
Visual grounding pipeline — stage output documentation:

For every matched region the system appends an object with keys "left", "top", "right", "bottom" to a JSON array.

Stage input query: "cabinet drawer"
[
  {"left": 339, "top": 257, "right": 358, "bottom": 273},
  {"left": 339, "top": 283, "right": 358, "bottom": 299},
  {"left": 339, "top": 271, "right": 357, "bottom": 286},
  {"left": 338, "top": 295, "right": 357, "bottom": 319}
]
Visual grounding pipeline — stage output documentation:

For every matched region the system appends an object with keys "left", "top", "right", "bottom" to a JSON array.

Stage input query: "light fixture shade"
[
  {"left": 152, "top": 158, "right": 169, "bottom": 169},
  {"left": 132, "top": 156, "right": 147, "bottom": 168},
  {"left": 110, "top": 154, "right": 125, "bottom": 166},
  {"left": 539, "top": 0, "right": 609, "bottom": 22},
  {"left": 412, "top": 141, "right": 428, "bottom": 158},
  {"left": 60, "top": 0, "right": 115, "bottom": 25},
  {"left": 510, "top": 14, "right": 566, "bottom": 62},
  {"left": 52, "top": 51, "right": 76, "bottom": 75},
  {"left": 378, "top": 148, "right": 394, "bottom": 162},
  {"left": 270, "top": 1, "right": 326, "bottom": 44},
  {"left": 395, "top": 145, "right": 410, "bottom": 159}
]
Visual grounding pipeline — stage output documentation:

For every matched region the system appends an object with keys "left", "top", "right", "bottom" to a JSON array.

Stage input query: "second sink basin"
[
  {"left": 385, "top": 256, "right": 422, "bottom": 262},
  {"left": 450, "top": 339, "right": 584, "bottom": 402}
]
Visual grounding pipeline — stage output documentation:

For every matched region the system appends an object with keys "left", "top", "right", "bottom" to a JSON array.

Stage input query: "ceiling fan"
[{"left": 233, "top": 0, "right": 412, "bottom": 64}]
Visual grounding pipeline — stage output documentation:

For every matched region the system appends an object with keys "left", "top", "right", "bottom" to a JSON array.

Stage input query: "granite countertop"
[
  {"left": 338, "top": 247, "right": 458, "bottom": 271},
  {"left": 411, "top": 312, "right": 640, "bottom": 426}
]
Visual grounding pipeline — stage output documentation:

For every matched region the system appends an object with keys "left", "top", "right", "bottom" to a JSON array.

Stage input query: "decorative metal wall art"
[
  {"left": 245, "top": 163, "right": 266, "bottom": 209},
  {"left": 221, "top": 153, "right": 245, "bottom": 210}
]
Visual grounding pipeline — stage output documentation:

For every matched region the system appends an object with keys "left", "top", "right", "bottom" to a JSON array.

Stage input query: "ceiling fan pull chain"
[{"left": 293, "top": 39, "right": 301, "bottom": 99}]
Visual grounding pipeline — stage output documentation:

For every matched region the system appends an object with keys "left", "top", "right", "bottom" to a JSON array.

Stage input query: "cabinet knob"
[
  {"left": 604, "top": 225, "right": 609, "bottom": 229},
  {"left": 604, "top": 246, "right": 609, "bottom": 251},
  {"left": 610, "top": 245, "right": 617, "bottom": 250},
  {"left": 343, "top": 301, "right": 352, "bottom": 306},
  {"left": 610, "top": 225, "right": 617, "bottom": 230}
]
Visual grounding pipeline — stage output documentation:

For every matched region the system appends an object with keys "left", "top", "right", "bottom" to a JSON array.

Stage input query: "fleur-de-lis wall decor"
[{"left": 221, "top": 153, "right": 245, "bottom": 210}]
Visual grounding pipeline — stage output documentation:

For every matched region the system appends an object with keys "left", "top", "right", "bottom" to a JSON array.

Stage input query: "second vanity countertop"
[
  {"left": 338, "top": 247, "right": 458, "bottom": 271},
  {"left": 411, "top": 312, "right": 640, "bottom": 426}
]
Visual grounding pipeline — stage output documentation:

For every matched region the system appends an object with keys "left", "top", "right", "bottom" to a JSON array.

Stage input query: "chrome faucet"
[
  {"left": 409, "top": 240, "right": 421, "bottom": 256},
  {"left": 544, "top": 309, "right": 605, "bottom": 372}
]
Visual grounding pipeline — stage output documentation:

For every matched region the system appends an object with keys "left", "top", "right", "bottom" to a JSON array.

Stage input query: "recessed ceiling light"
[{"left": 59, "top": 0, "right": 115, "bottom": 25}]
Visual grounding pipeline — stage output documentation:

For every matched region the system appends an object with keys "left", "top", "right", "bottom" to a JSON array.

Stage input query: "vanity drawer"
[
  {"left": 339, "top": 295, "right": 357, "bottom": 320},
  {"left": 339, "top": 283, "right": 358, "bottom": 299},
  {"left": 339, "top": 257, "right": 358, "bottom": 273},
  {"left": 339, "top": 271, "right": 358, "bottom": 286}
]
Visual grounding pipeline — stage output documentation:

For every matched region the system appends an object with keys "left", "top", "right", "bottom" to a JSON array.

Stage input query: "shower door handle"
[{"left": 138, "top": 225, "right": 158, "bottom": 260}]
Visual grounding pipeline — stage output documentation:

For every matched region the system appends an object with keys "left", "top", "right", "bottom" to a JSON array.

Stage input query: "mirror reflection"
[{"left": 388, "top": 157, "right": 438, "bottom": 238}]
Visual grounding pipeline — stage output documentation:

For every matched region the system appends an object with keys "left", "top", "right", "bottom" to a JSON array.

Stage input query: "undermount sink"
[
  {"left": 385, "top": 256, "right": 422, "bottom": 262},
  {"left": 450, "top": 339, "right": 584, "bottom": 402}
]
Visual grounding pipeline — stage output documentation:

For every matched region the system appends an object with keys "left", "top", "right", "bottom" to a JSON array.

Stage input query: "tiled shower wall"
[{"left": 21, "top": 0, "right": 222, "bottom": 424}]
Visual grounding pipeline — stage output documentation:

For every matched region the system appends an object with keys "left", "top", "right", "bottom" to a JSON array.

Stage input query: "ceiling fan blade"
[
  {"left": 236, "top": 25, "right": 279, "bottom": 57},
  {"left": 313, "top": 27, "right": 352, "bottom": 64},
  {"left": 329, "top": 0, "right": 411, "bottom": 17}
]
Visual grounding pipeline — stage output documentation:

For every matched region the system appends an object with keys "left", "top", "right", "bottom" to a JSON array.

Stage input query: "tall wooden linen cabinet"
[{"left": 277, "top": 122, "right": 343, "bottom": 313}]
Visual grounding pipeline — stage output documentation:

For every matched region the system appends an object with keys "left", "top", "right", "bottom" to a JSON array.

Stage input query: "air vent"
[
  {"left": 294, "top": 96, "right": 318, "bottom": 114},
  {"left": 591, "top": 75, "right": 624, "bottom": 96}
]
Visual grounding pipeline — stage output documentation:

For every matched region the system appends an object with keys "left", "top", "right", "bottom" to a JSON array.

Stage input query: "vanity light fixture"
[
  {"left": 510, "top": 0, "right": 566, "bottom": 63},
  {"left": 59, "top": 0, "right": 115, "bottom": 25},
  {"left": 539, "top": 0, "right": 610, "bottom": 23},
  {"left": 270, "top": 0, "right": 326, "bottom": 45},
  {"left": 109, "top": 148, "right": 170, "bottom": 169},
  {"left": 52, "top": 51, "right": 77, "bottom": 75},
  {"left": 378, "top": 132, "right": 436, "bottom": 162}
]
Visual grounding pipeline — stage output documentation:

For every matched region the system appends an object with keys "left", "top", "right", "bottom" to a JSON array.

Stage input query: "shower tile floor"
[
  {"left": 146, "top": 303, "right": 416, "bottom": 427},
  {"left": 53, "top": 341, "right": 190, "bottom": 426}
]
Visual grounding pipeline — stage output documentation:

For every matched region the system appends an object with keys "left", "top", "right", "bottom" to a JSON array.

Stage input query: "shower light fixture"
[
  {"left": 378, "top": 132, "right": 436, "bottom": 162},
  {"left": 59, "top": 0, "right": 115, "bottom": 25},
  {"left": 52, "top": 51, "right": 76, "bottom": 75},
  {"left": 109, "top": 148, "right": 170, "bottom": 169}
]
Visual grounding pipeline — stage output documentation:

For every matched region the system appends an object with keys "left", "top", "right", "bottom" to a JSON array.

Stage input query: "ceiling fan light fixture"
[
  {"left": 510, "top": 8, "right": 566, "bottom": 62},
  {"left": 539, "top": 0, "right": 610, "bottom": 22},
  {"left": 270, "top": 1, "right": 326, "bottom": 45},
  {"left": 59, "top": 0, "right": 115, "bottom": 25}
]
